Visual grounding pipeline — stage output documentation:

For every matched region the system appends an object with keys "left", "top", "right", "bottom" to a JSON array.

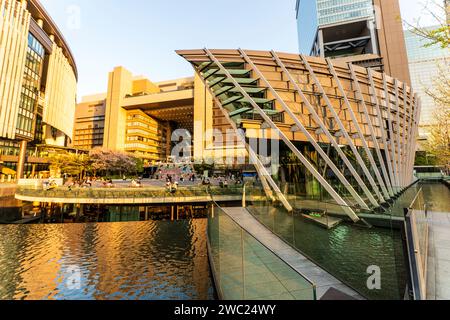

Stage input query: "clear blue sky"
[{"left": 40, "top": 0, "right": 436, "bottom": 99}]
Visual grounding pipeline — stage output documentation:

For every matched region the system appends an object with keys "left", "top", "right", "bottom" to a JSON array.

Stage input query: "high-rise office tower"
[
  {"left": 405, "top": 27, "right": 450, "bottom": 138},
  {"left": 296, "top": 0, "right": 411, "bottom": 85}
]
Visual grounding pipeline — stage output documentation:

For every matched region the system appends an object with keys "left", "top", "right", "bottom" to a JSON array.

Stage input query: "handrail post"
[{"left": 242, "top": 183, "right": 246, "bottom": 208}]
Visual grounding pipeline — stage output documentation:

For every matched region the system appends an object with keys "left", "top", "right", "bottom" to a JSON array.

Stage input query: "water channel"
[{"left": 0, "top": 181, "right": 448, "bottom": 300}]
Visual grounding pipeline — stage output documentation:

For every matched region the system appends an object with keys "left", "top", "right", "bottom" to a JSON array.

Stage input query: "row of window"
[
  {"left": 74, "top": 134, "right": 104, "bottom": 141},
  {"left": 127, "top": 114, "right": 157, "bottom": 124},
  {"left": 28, "top": 33, "right": 45, "bottom": 57},
  {"left": 318, "top": 8, "right": 373, "bottom": 26},
  {"left": 16, "top": 34, "right": 45, "bottom": 137},
  {"left": 75, "top": 141, "right": 103, "bottom": 148},
  {"left": 124, "top": 143, "right": 160, "bottom": 152},
  {"left": 318, "top": 0, "right": 371, "bottom": 18},
  {"left": 75, "top": 127, "right": 104, "bottom": 134},
  {"left": 127, "top": 121, "right": 157, "bottom": 130}
]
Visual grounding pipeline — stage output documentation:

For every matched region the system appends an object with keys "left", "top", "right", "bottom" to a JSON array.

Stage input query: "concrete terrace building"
[
  {"left": 74, "top": 67, "right": 195, "bottom": 163},
  {"left": 73, "top": 94, "right": 107, "bottom": 150},
  {"left": 75, "top": 66, "right": 251, "bottom": 167},
  {"left": 296, "top": 0, "right": 411, "bottom": 85},
  {"left": 177, "top": 49, "right": 420, "bottom": 217},
  {"left": 404, "top": 27, "right": 450, "bottom": 138},
  {"left": 0, "top": 0, "right": 78, "bottom": 179}
]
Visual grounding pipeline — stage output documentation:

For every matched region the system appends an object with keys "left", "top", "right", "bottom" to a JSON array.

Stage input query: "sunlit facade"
[
  {"left": 74, "top": 67, "right": 195, "bottom": 163},
  {"left": 0, "top": 0, "right": 78, "bottom": 179}
]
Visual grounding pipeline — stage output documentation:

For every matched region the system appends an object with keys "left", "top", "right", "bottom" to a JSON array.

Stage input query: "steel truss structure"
[{"left": 177, "top": 49, "right": 421, "bottom": 221}]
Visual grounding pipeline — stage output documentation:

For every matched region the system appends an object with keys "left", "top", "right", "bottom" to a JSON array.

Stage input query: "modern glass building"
[
  {"left": 404, "top": 27, "right": 450, "bottom": 138},
  {"left": 296, "top": 0, "right": 411, "bottom": 85},
  {"left": 0, "top": 0, "right": 78, "bottom": 179}
]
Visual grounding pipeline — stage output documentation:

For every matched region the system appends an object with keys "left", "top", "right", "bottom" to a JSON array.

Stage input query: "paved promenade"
[{"left": 427, "top": 211, "right": 450, "bottom": 300}]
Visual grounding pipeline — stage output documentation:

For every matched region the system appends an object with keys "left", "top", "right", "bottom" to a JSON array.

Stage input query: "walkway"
[
  {"left": 15, "top": 186, "right": 244, "bottom": 205},
  {"left": 427, "top": 211, "right": 450, "bottom": 300},
  {"left": 423, "top": 182, "right": 450, "bottom": 300},
  {"left": 222, "top": 207, "right": 364, "bottom": 300}
]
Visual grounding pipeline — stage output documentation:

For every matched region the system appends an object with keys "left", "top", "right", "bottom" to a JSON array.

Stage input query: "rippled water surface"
[{"left": 0, "top": 220, "right": 214, "bottom": 300}]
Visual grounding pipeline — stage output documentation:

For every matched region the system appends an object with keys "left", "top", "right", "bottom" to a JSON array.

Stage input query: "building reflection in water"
[{"left": 0, "top": 220, "right": 214, "bottom": 300}]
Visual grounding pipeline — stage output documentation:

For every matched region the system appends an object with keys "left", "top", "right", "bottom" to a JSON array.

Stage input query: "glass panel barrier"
[
  {"left": 15, "top": 185, "right": 244, "bottom": 202},
  {"left": 208, "top": 202, "right": 316, "bottom": 300},
  {"left": 403, "top": 188, "right": 429, "bottom": 300},
  {"left": 245, "top": 181, "right": 407, "bottom": 300}
]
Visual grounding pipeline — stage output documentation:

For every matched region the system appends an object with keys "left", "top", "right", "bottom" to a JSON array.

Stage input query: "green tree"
[
  {"left": 407, "top": 1, "right": 450, "bottom": 170},
  {"left": 49, "top": 153, "right": 91, "bottom": 179},
  {"left": 425, "top": 107, "right": 450, "bottom": 166}
]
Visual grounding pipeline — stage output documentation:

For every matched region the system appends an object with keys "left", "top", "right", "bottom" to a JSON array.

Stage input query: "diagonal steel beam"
[
  {"left": 404, "top": 89, "right": 414, "bottom": 185},
  {"left": 411, "top": 96, "right": 421, "bottom": 183},
  {"left": 204, "top": 49, "right": 361, "bottom": 221},
  {"left": 270, "top": 52, "right": 374, "bottom": 213},
  {"left": 394, "top": 80, "right": 404, "bottom": 188},
  {"left": 300, "top": 55, "right": 380, "bottom": 208},
  {"left": 408, "top": 96, "right": 421, "bottom": 183},
  {"left": 367, "top": 69, "right": 397, "bottom": 195},
  {"left": 327, "top": 60, "right": 390, "bottom": 201},
  {"left": 383, "top": 75, "right": 401, "bottom": 190},
  {"left": 401, "top": 83, "right": 409, "bottom": 187},
  {"left": 193, "top": 58, "right": 292, "bottom": 212},
  {"left": 239, "top": 49, "right": 369, "bottom": 212},
  {"left": 349, "top": 65, "right": 395, "bottom": 198},
  {"left": 404, "top": 91, "right": 415, "bottom": 185}
]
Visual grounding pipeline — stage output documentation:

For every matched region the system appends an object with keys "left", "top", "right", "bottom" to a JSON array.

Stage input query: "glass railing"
[
  {"left": 207, "top": 201, "right": 316, "bottom": 300},
  {"left": 415, "top": 172, "right": 444, "bottom": 180},
  {"left": 15, "top": 185, "right": 244, "bottom": 201},
  {"left": 403, "top": 188, "right": 429, "bottom": 300},
  {"left": 244, "top": 182, "right": 408, "bottom": 300}
]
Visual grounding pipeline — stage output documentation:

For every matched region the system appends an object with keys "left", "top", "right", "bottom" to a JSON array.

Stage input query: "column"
[
  {"left": 369, "top": 20, "right": 379, "bottom": 55},
  {"left": 166, "top": 122, "right": 172, "bottom": 161},
  {"left": 17, "top": 140, "right": 27, "bottom": 179},
  {"left": 318, "top": 29, "right": 325, "bottom": 58}
]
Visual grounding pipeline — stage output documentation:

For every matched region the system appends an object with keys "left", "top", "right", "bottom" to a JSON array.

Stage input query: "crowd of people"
[
  {"left": 44, "top": 165, "right": 246, "bottom": 193},
  {"left": 65, "top": 177, "right": 115, "bottom": 190}
]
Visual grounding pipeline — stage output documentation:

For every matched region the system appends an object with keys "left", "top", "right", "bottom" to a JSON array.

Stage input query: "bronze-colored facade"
[{"left": 178, "top": 49, "right": 421, "bottom": 221}]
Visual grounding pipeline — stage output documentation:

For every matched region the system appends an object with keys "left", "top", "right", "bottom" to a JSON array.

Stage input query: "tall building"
[
  {"left": 404, "top": 27, "right": 450, "bottom": 138},
  {"left": 73, "top": 94, "right": 107, "bottom": 150},
  {"left": 0, "top": 0, "right": 78, "bottom": 179},
  {"left": 296, "top": 0, "right": 411, "bottom": 84},
  {"left": 76, "top": 65, "right": 249, "bottom": 167},
  {"left": 74, "top": 67, "right": 195, "bottom": 163}
]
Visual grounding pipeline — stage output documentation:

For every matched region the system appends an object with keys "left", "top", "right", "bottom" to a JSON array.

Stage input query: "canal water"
[
  {"left": 0, "top": 219, "right": 215, "bottom": 300},
  {"left": 0, "top": 181, "right": 448, "bottom": 300},
  {"left": 249, "top": 182, "right": 450, "bottom": 300}
]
